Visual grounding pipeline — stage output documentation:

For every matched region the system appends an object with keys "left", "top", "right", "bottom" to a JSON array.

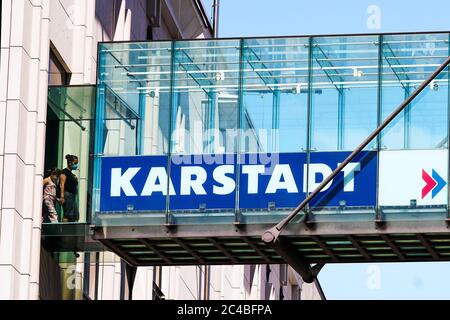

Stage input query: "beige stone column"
[{"left": 0, "top": 0, "right": 50, "bottom": 300}]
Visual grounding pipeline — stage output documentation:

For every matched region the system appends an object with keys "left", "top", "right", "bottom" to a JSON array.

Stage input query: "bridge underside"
[{"left": 93, "top": 218, "right": 450, "bottom": 267}]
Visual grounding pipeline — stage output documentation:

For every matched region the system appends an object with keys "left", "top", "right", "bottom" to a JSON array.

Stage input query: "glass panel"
[
  {"left": 381, "top": 33, "right": 450, "bottom": 150},
  {"left": 131, "top": 41, "right": 172, "bottom": 156},
  {"left": 98, "top": 42, "right": 172, "bottom": 156},
  {"left": 102, "top": 86, "right": 138, "bottom": 156},
  {"left": 311, "top": 35, "right": 379, "bottom": 151},
  {"left": 44, "top": 86, "right": 95, "bottom": 225},
  {"left": 95, "top": 42, "right": 172, "bottom": 225},
  {"left": 169, "top": 39, "right": 240, "bottom": 221},
  {"left": 238, "top": 37, "right": 309, "bottom": 220},
  {"left": 241, "top": 37, "right": 309, "bottom": 153},
  {"left": 48, "top": 86, "right": 95, "bottom": 121},
  {"left": 171, "top": 39, "right": 240, "bottom": 155}
]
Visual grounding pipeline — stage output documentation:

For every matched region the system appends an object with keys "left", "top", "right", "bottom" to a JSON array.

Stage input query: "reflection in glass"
[
  {"left": 45, "top": 86, "right": 96, "bottom": 224},
  {"left": 311, "top": 36, "right": 379, "bottom": 151}
]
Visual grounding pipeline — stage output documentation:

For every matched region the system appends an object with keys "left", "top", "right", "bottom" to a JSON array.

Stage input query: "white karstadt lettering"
[
  {"left": 213, "top": 165, "right": 236, "bottom": 195},
  {"left": 303, "top": 163, "right": 333, "bottom": 193},
  {"left": 141, "top": 167, "right": 175, "bottom": 196},
  {"left": 265, "top": 164, "right": 298, "bottom": 194},
  {"left": 109, "top": 162, "right": 362, "bottom": 197},
  {"left": 339, "top": 162, "right": 361, "bottom": 192},
  {"left": 181, "top": 166, "right": 207, "bottom": 195},
  {"left": 111, "top": 168, "right": 140, "bottom": 196},
  {"left": 242, "top": 165, "right": 265, "bottom": 194}
]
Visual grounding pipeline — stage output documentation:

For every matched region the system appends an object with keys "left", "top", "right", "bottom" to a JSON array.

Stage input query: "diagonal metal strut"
[{"left": 262, "top": 56, "right": 450, "bottom": 283}]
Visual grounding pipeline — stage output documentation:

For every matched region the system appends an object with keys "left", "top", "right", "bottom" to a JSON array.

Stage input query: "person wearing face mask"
[
  {"left": 42, "top": 168, "right": 61, "bottom": 223},
  {"left": 60, "top": 154, "right": 80, "bottom": 222}
]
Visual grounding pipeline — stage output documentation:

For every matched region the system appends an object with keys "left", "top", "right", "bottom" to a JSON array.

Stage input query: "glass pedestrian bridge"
[{"left": 43, "top": 32, "right": 450, "bottom": 275}]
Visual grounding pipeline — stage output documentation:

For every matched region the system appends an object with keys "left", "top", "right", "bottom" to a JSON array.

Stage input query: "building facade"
[{"left": 0, "top": 0, "right": 322, "bottom": 300}]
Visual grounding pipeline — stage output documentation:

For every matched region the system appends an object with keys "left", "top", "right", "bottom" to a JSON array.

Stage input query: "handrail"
[{"left": 262, "top": 56, "right": 450, "bottom": 283}]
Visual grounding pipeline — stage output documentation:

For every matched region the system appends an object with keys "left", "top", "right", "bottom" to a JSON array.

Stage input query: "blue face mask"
[{"left": 72, "top": 164, "right": 79, "bottom": 170}]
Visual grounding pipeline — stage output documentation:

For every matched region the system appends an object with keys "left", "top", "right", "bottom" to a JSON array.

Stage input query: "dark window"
[
  {"left": 147, "top": 25, "right": 153, "bottom": 41},
  {"left": 49, "top": 47, "right": 70, "bottom": 85}
]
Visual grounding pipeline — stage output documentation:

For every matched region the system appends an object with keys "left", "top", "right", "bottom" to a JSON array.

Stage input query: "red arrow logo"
[{"left": 422, "top": 169, "right": 437, "bottom": 199}]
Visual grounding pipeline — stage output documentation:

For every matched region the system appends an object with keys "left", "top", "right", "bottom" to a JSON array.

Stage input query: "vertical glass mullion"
[
  {"left": 136, "top": 91, "right": 145, "bottom": 155},
  {"left": 376, "top": 34, "right": 383, "bottom": 222},
  {"left": 404, "top": 85, "right": 411, "bottom": 149},
  {"left": 58, "top": 115, "right": 65, "bottom": 168},
  {"left": 305, "top": 36, "right": 313, "bottom": 216},
  {"left": 272, "top": 90, "right": 280, "bottom": 153},
  {"left": 207, "top": 91, "right": 217, "bottom": 154},
  {"left": 337, "top": 85, "right": 345, "bottom": 150},
  {"left": 92, "top": 45, "right": 107, "bottom": 222},
  {"left": 166, "top": 41, "right": 176, "bottom": 225},
  {"left": 447, "top": 33, "right": 450, "bottom": 218},
  {"left": 208, "top": 42, "right": 216, "bottom": 154},
  {"left": 235, "top": 38, "right": 245, "bottom": 223},
  {"left": 57, "top": 88, "right": 65, "bottom": 223}
]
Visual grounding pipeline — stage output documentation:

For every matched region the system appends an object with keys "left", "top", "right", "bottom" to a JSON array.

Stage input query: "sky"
[
  {"left": 201, "top": 0, "right": 450, "bottom": 300},
  {"left": 206, "top": 0, "right": 450, "bottom": 37}
]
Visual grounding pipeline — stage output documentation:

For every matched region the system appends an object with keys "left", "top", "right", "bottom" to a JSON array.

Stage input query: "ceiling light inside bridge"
[
  {"left": 430, "top": 80, "right": 439, "bottom": 91},
  {"left": 353, "top": 68, "right": 364, "bottom": 78},
  {"left": 215, "top": 71, "right": 225, "bottom": 81}
]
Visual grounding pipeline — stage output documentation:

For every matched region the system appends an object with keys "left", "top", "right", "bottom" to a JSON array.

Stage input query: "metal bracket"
[
  {"left": 303, "top": 208, "right": 316, "bottom": 230},
  {"left": 375, "top": 207, "right": 386, "bottom": 229},
  {"left": 266, "top": 236, "right": 316, "bottom": 283},
  {"left": 311, "top": 263, "right": 325, "bottom": 277},
  {"left": 164, "top": 212, "right": 176, "bottom": 231},
  {"left": 445, "top": 208, "right": 450, "bottom": 227},
  {"left": 233, "top": 221, "right": 243, "bottom": 228},
  {"left": 234, "top": 209, "right": 243, "bottom": 226}
]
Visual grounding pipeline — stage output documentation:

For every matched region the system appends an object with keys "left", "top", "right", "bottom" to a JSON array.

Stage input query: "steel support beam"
[
  {"left": 100, "top": 239, "right": 139, "bottom": 266},
  {"left": 208, "top": 238, "right": 238, "bottom": 263},
  {"left": 139, "top": 239, "right": 173, "bottom": 264},
  {"left": 272, "top": 237, "right": 315, "bottom": 283},
  {"left": 381, "top": 235, "right": 406, "bottom": 260},
  {"left": 311, "top": 236, "right": 338, "bottom": 261},
  {"left": 346, "top": 235, "right": 371, "bottom": 260},
  {"left": 93, "top": 216, "right": 450, "bottom": 240},
  {"left": 173, "top": 238, "right": 206, "bottom": 264},
  {"left": 242, "top": 237, "right": 271, "bottom": 263},
  {"left": 417, "top": 234, "right": 440, "bottom": 259},
  {"left": 125, "top": 264, "right": 137, "bottom": 300}
]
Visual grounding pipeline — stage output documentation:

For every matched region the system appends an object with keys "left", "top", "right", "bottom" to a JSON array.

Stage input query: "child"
[{"left": 42, "top": 168, "right": 61, "bottom": 223}]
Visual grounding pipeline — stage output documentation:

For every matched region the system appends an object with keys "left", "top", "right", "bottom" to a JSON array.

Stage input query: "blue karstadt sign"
[{"left": 99, "top": 151, "right": 377, "bottom": 212}]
